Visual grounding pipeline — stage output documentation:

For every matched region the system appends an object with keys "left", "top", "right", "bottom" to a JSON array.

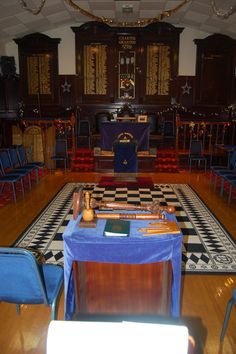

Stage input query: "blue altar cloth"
[
  {"left": 100, "top": 122, "right": 150, "bottom": 151},
  {"left": 63, "top": 212, "right": 183, "bottom": 320}
]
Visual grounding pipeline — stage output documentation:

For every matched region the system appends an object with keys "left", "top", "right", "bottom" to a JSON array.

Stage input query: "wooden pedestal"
[
  {"left": 94, "top": 153, "right": 156, "bottom": 172},
  {"left": 73, "top": 261, "right": 172, "bottom": 316}
]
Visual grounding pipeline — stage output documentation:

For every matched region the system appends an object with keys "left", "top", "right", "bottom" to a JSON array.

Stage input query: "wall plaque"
[
  {"left": 146, "top": 43, "right": 171, "bottom": 96},
  {"left": 27, "top": 53, "right": 52, "bottom": 95},
  {"left": 83, "top": 44, "right": 108, "bottom": 95},
  {"left": 14, "top": 33, "right": 60, "bottom": 109}
]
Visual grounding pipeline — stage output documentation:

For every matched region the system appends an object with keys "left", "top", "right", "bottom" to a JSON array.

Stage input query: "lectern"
[{"left": 113, "top": 139, "right": 137, "bottom": 173}]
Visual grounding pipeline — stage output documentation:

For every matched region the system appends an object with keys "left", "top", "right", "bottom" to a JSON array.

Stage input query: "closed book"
[{"left": 104, "top": 219, "right": 130, "bottom": 237}]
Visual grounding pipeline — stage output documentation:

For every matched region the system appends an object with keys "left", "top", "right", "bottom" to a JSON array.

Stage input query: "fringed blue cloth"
[{"left": 63, "top": 211, "right": 183, "bottom": 320}]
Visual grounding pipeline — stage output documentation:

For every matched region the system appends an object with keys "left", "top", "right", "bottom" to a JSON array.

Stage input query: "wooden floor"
[{"left": 0, "top": 169, "right": 236, "bottom": 354}]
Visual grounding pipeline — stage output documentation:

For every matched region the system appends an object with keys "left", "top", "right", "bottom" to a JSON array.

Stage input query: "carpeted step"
[
  {"left": 155, "top": 164, "right": 179, "bottom": 173},
  {"left": 70, "top": 148, "right": 95, "bottom": 172},
  {"left": 155, "top": 149, "right": 179, "bottom": 172},
  {"left": 71, "top": 163, "right": 95, "bottom": 172},
  {"left": 98, "top": 176, "right": 154, "bottom": 188}
]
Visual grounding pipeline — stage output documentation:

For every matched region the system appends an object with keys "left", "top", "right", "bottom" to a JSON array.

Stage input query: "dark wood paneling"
[
  {"left": 14, "top": 33, "right": 61, "bottom": 108},
  {"left": 0, "top": 77, "right": 19, "bottom": 119},
  {"left": 194, "top": 34, "right": 236, "bottom": 107},
  {"left": 72, "top": 21, "right": 183, "bottom": 106}
]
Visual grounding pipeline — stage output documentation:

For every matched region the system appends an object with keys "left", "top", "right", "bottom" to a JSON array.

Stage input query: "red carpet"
[{"left": 98, "top": 176, "right": 154, "bottom": 188}]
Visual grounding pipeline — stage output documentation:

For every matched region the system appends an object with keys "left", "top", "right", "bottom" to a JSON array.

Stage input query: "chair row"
[
  {"left": 0, "top": 145, "right": 44, "bottom": 203},
  {"left": 209, "top": 149, "right": 236, "bottom": 204}
]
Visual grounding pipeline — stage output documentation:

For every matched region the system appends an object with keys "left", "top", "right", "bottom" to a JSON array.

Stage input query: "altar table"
[
  {"left": 63, "top": 212, "right": 183, "bottom": 320},
  {"left": 100, "top": 122, "right": 150, "bottom": 151}
]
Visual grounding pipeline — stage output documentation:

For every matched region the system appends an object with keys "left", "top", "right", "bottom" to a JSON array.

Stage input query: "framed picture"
[
  {"left": 137, "top": 115, "right": 148, "bottom": 122},
  {"left": 93, "top": 147, "right": 101, "bottom": 156}
]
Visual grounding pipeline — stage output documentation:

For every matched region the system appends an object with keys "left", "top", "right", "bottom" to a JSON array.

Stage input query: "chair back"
[
  {"left": 95, "top": 112, "right": 111, "bottom": 133},
  {"left": 0, "top": 248, "right": 49, "bottom": 305},
  {"left": 79, "top": 120, "right": 90, "bottom": 137},
  {"left": 189, "top": 140, "right": 203, "bottom": 156},
  {"left": 163, "top": 120, "right": 175, "bottom": 137},
  {"left": 0, "top": 150, "right": 12, "bottom": 173},
  {"left": 17, "top": 145, "right": 28, "bottom": 165},
  {"left": 228, "top": 150, "right": 236, "bottom": 170},
  {"left": 8, "top": 148, "right": 21, "bottom": 168},
  {"left": 55, "top": 139, "right": 68, "bottom": 157},
  {"left": 147, "top": 113, "right": 158, "bottom": 134}
]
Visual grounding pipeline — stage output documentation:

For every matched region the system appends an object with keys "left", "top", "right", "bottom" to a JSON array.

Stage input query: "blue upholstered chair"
[
  {"left": 210, "top": 150, "right": 236, "bottom": 193},
  {"left": 219, "top": 172, "right": 236, "bottom": 199},
  {"left": 227, "top": 178, "right": 236, "bottom": 204},
  {"left": 7, "top": 147, "right": 35, "bottom": 189},
  {"left": 189, "top": 140, "right": 207, "bottom": 172},
  {"left": 17, "top": 145, "right": 44, "bottom": 177},
  {"left": 220, "top": 288, "right": 236, "bottom": 341},
  {"left": 0, "top": 247, "right": 63, "bottom": 320},
  {"left": 0, "top": 151, "right": 25, "bottom": 202},
  {"left": 51, "top": 139, "right": 68, "bottom": 172}
]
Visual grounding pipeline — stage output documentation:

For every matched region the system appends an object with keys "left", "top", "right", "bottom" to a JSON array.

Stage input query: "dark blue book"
[{"left": 104, "top": 219, "right": 130, "bottom": 237}]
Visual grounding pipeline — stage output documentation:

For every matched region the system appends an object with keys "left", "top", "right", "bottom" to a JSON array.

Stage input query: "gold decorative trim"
[{"left": 65, "top": 0, "right": 190, "bottom": 27}]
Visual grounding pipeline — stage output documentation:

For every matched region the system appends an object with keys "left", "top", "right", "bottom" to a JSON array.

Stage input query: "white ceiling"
[{"left": 1, "top": 0, "right": 236, "bottom": 47}]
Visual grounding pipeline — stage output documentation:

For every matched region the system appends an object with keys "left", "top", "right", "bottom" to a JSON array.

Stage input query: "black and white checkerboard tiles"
[{"left": 15, "top": 183, "right": 236, "bottom": 273}]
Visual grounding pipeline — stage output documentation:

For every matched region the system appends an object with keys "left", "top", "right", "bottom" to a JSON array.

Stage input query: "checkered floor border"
[{"left": 15, "top": 183, "right": 236, "bottom": 273}]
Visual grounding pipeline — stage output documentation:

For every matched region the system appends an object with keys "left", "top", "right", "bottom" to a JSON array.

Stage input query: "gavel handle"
[
  {"left": 91, "top": 200, "right": 175, "bottom": 215},
  {"left": 96, "top": 213, "right": 165, "bottom": 220},
  {"left": 97, "top": 201, "right": 145, "bottom": 211}
]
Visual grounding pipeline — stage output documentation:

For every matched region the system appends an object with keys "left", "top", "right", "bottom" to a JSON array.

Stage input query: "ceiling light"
[
  {"left": 19, "top": 0, "right": 46, "bottom": 15},
  {"left": 211, "top": 0, "right": 236, "bottom": 19}
]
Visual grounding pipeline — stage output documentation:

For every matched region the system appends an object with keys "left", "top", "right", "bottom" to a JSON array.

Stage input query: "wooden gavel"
[
  {"left": 73, "top": 190, "right": 175, "bottom": 221},
  {"left": 90, "top": 198, "right": 175, "bottom": 215}
]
